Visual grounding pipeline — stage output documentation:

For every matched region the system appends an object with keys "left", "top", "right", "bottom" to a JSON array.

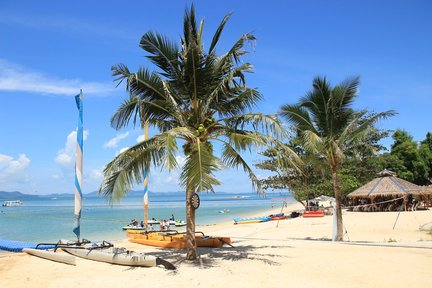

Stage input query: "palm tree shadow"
[{"left": 172, "top": 243, "right": 294, "bottom": 269}]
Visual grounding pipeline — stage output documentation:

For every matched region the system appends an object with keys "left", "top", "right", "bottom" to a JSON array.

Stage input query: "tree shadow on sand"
[
  {"left": 173, "top": 242, "right": 295, "bottom": 269},
  {"left": 119, "top": 240, "right": 295, "bottom": 271}
]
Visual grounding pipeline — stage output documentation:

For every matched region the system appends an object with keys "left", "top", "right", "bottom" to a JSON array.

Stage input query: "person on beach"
[{"left": 159, "top": 220, "right": 164, "bottom": 230}]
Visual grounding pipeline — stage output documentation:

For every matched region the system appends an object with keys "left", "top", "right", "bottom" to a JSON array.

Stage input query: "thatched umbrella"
[{"left": 347, "top": 169, "right": 432, "bottom": 211}]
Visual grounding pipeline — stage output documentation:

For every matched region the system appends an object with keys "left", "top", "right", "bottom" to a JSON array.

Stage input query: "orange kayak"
[{"left": 126, "top": 231, "right": 231, "bottom": 249}]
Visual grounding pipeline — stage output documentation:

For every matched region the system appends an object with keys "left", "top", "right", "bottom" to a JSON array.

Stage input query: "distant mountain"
[
  {"left": 0, "top": 189, "right": 249, "bottom": 200},
  {"left": 0, "top": 191, "right": 40, "bottom": 200}
]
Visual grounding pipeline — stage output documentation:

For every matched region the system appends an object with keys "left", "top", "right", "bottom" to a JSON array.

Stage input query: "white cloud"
[
  {"left": 136, "top": 135, "right": 145, "bottom": 143},
  {"left": 115, "top": 147, "right": 130, "bottom": 156},
  {"left": 0, "top": 59, "right": 114, "bottom": 96},
  {"left": 51, "top": 174, "right": 61, "bottom": 180},
  {"left": 0, "top": 153, "right": 30, "bottom": 183},
  {"left": 89, "top": 169, "right": 104, "bottom": 181},
  {"left": 55, "top": 130, "right": 89, "bottom": 169},
  {"left": 175, "top": 155, "right": 186, "bottom": 168},
  {"left": 0, "top": 13, "right": 135, "bottom": 41},
  {"left": 104, "top": 132, "right": 129, "bottom": 148}
]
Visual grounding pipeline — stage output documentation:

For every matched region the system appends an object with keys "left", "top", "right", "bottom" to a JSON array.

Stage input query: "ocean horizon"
[{"left": 0, "top": 191, "right": 294, "bottom": 246}]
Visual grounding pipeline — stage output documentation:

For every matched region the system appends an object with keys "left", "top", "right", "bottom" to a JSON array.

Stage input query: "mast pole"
[
  {"left": 143, "top": 118, "right": 149, "bottom": 231},
  {"left": 73, "top": 89, "right": 83, "bottom": 242}
]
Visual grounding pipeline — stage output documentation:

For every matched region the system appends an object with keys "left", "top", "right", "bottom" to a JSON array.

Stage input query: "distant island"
[{"left": 0, "top": 190, "right": 250, "bottom": 200}]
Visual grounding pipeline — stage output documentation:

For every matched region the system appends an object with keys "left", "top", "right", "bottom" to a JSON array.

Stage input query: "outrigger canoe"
[
  {"left": 126, "top": 230, "right": 231, "bottom": 249},
  {"left": 60, "top": 240, "right": 175, "bottom": 269},
  {"left": 23, "top": 248, "right": 76, "bottom": 265}
]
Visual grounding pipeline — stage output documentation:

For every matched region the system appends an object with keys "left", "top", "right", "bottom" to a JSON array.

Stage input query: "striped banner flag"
[{"left": 73, "top": 90, "right": 83, "bottom": 240}]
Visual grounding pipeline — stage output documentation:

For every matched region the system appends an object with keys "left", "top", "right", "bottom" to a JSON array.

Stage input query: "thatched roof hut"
[{"left": 347, "top": 169, "right": 432, "bottom": 199}]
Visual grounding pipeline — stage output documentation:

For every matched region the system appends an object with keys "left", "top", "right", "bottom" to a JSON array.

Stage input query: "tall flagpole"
[
  {"left": 73, "top": 90, "right": 83, "bottom": 241},
  {"left": 143, "top": 119, "right": 149, "bottom": 231}
]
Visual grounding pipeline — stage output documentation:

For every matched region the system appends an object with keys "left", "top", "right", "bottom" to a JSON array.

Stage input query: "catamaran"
[{"left": 23, "top": 91, "right": 175, "bottom": 269}]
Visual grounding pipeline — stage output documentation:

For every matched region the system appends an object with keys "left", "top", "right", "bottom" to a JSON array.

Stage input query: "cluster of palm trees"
[{"left": 99, "top": 5, "right": 394, "bottom": 259}]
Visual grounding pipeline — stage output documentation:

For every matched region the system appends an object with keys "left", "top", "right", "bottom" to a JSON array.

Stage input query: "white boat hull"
[
  {"left": 23, "top": 248, "right": 76, "bottom": 265},
  {"left": 62, "top": 246, "right": 157, "bottom": 267}
]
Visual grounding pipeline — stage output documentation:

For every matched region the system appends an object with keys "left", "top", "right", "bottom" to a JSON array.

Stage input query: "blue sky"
[{"left": 1, "top": 0, "right": 431, "bottom": 195}]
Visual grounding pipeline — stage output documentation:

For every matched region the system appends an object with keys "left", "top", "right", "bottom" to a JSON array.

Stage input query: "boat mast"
[
  {"left": 73, "top": 90, "right": 83, "bottom": 242},
  {"left": 143, "top": 118, "right": 149, "bottom": 231}
]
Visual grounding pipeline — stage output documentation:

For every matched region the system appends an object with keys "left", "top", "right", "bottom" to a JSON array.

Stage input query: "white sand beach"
[{"left": 1, "top": 203, "right": 431, "bottom": 288}]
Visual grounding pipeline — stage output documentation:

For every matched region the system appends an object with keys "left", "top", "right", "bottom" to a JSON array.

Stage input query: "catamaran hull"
[
  {"left": 62, "top": 247, "right": 157, "bottom": 267},
  {"left": 23, "top": 248, "right": 76, "bottom": 265}
]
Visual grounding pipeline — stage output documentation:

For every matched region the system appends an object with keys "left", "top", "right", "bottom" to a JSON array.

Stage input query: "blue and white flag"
[{"left": 73, "top": 90, "right": 83, "bottom": 240}]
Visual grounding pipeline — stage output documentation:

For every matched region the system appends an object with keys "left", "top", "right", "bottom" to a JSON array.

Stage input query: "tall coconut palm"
[
  {"left": 99, "top": 5, "right": 295, "bottom": 260},
  {"left": 279, "top": 76, "right": 395, "bottom": 240}
]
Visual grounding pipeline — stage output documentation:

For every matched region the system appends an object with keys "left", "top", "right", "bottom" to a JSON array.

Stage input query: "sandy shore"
[{"left": 1, "top": 202, "right": 431, "bottom": 288}]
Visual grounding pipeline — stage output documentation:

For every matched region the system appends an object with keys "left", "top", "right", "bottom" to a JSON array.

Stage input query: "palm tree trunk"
[
  {"left": 331, "top": 166, "right": 344, "bottom": 241},
  {"left": 185, "top": 185, "right": 197, "bottom": 260}
]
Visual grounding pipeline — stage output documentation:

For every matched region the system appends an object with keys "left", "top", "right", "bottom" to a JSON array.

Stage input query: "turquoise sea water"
[{"left": 0, "top": 192, "right": 293, "bottom": 244}]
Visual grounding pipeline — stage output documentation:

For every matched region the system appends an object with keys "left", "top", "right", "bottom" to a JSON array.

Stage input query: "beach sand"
[{"left": 1, "top": 202, "right": 431, "bottom": 288}]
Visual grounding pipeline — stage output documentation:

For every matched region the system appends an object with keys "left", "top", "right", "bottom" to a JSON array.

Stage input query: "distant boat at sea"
[
  {"left": 2, "top": 200, "right": 23, "bottom": 207},
  {"left": 231, "top": 195, "right": 250, "bottom": 199}
]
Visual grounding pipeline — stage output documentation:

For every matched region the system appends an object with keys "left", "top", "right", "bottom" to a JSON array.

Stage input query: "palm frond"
[
  {"left": 180, "top": 139, "right": 222, "bottom": 192},
  {"left": 279, "top": 104, "right": 315, "bottom": 133},
  {"left": 221, "top": 141, "right": 262, "bottom": 192},
  {"left": 99, "top": 137, "right": 166, "bottom": 203},
  {"left": 110, "top": 95, "right": 140, "bottom": 130},
  {"left": 208, "top": 12, "right": 232, "bottom": 54},
  {"left": 301, "top": 130, "right": 324, "bottom": 155},
  {"left": 223, "top": 113, "right": 288, "bottom": 140},
  {"left": 140, "top": 31, "right": 179, "bottom": 79}
]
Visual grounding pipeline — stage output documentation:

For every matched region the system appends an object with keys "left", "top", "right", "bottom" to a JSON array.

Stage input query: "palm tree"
[
  {"left": 279, "top": 76, "right": 395, "bottom": 240},
  {"left": 99, "top": 5, "right": 294, "bottom": 260}
]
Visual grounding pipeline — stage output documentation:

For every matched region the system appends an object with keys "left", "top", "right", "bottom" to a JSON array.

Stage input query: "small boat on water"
[
  {"left": 233, "top": 216, "right": 271, "bottom": 224},
  {"left": 2, "top": 200, "right": 23, "bottom": 207},
  {"left": 174, "top": 220, "right": 186, "bottom": 227},
  {"left": 127, "top": 230, "right": 231, "bottom": 249}
]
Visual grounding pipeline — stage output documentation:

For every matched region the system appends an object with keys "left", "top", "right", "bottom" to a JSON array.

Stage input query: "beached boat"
[
  {"left": 23, "top": 248, "right": 76, "bottom": 265},
  {"left": 127, "top": 231, "right": 231, "bottom": 249},
  {"left": 233, "top": 216, "right": 271, "bottom": 224},
  {"left": 2, "top": 200, "right": 23, "bottom": 207},
  {"left": 62, "top": 246, "right": 164, "bottom": 267},
  {"left": 270, "top": 213, "right": 286, "bottom": 220},
  {"left": 303, "top": 210, "right": 325, "bottom": 218}
]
